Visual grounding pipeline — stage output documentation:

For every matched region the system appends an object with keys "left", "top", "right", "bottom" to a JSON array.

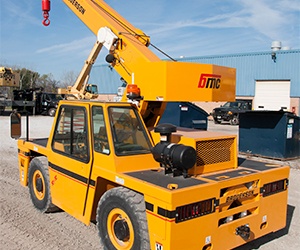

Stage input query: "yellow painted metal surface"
[
  {"left": 17, "top": 140, "right": 50, "bottom": 186},
  {"left": 142, "top": 165, "right": 289, "bottom": 250},
  {"left": 17, "top": 151, "right": 30, "bottom": 187},
  {"left": 131, "top": 61, "right": 236, "bottom": 102}
]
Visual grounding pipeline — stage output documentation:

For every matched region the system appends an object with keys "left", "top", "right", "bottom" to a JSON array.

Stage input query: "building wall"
[
  {"left": 179, "top": 49, "right": 300, "bottom": 97},
  {"left": 89, "top": 65, "right": 123, "bottom": 94}
]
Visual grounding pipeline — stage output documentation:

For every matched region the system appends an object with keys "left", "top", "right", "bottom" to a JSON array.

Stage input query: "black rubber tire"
[
  {"left": 28, "top": 156, "right": 58, "bottom": 213},
  {"left": 48, "top": 108, "right": 56, "bottom": 117},
  {"left": 230, "top": 115, "right": 239, "bottom": 125},
  {"left": 0, "top": 106, "right": 5, "bottom": 114},
  {"left": 213, "top": 119, "right": 221, "bottom": 124},
  {"left": 97, "top": 187, "right": 150, "bottom": 250}
]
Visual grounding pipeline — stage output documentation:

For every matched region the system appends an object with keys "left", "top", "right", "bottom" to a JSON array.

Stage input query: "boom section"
[
  {"left": 63, "top": 0, "right": 159, "bottom": 78},
  {"left": 63, "top": 0, "right": 235, "bottom": 104}
]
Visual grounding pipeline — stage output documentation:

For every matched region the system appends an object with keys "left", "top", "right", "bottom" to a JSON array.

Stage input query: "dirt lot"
[{"left": 0, "top": 115, "right": 299, "bottom": 250}]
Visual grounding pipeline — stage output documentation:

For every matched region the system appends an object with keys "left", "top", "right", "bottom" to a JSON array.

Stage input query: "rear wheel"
[
  {"left": 28, "top": 156, "right": 58, "bottom": 213},
  {"left": 97, "top": 187, "right": 149, "bottom": 250},
  {"left": 0, "top": 105, "right": 5, "bottom": 114}
]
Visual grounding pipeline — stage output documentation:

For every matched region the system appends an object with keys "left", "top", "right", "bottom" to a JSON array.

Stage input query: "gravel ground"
[
  {"left": 0, "top": 114, "right": 299, "bottom": 250},
  {"left": 0, "top": 115, "right": 101, "bottom": 249}
]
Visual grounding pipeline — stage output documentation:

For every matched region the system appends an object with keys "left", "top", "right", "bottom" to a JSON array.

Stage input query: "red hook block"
[{"left": 42, "top": 0, "right": 51, "bottom": 26}]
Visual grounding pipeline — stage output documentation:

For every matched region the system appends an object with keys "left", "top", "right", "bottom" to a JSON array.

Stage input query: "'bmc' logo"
[{"left": 198, "top": 74, "right": 221, "bottom": 89}]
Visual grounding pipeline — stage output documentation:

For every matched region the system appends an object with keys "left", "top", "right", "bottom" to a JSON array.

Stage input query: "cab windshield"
[
  {"left": 223, "top": 102, "right": 240, "bottom": 108},
  {"left": 108, "top": 107, "right": 152, "bottom": 156},
  {"left": 86, "top": 85, "right": 98, "bottom": 94},
  {"left": 47, "top": 93, "right": 63, "bottom": 101}
]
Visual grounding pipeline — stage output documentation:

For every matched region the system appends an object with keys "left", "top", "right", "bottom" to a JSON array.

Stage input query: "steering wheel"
[{"left": 75, "top": 133, "right": 87, "bottom": 152}]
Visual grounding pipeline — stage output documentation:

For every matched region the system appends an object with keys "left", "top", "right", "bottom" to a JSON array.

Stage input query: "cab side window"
[
  {"left": 52, "top": 106, "right": 89, "bottom": 162},
  {"left": 92, "top": 106, "right": 110, "bottom": 154}
]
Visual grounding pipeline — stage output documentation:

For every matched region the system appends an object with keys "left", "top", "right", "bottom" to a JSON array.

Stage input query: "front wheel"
[
  {"left": 48, "top": 108, "right": 56, "bottom": 117},
  {"left": 97, "top": 187, "right": 150, "bottom": 250},
  {"left": 230, "top": 115, "right": 239, "bottom": 125},
  {"left": 213, "top": 118, "right": 221, "bottom": 124},
  {"left": 28, "top": 156, "right": 58, "bottom": 213}
]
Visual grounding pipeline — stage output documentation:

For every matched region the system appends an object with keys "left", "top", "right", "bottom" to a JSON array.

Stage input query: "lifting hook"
[{"left": 42, "top": 0, "right": 51, "bottom": 26}]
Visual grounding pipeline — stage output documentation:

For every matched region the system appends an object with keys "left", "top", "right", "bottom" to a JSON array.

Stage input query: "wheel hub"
[
  {"left": 113, "top": 219, "right": 130, "bottom": 241},
  {"left": 35, "top": 178, "right": 43, "bottom": 192}
]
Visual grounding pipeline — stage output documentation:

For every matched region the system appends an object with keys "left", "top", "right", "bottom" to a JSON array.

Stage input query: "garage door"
[{"left": 254, "top": 80, "right": 290, "bottom": 111}]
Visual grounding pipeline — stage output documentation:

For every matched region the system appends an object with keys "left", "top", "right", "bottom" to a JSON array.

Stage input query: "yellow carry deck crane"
[
  {"left": 0, "top": 67, "right": 20, "bottom": 87},
  {"left": 12, "top": 1, "right": 290, "bottom": 249},
  {"left": 0, "top": 67, "right": 20, "bottom": 113}
]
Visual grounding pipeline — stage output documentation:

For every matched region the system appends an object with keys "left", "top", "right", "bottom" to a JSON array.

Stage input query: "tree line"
[{"left": 0, "top": 67, "right": 77, "bottom": 98}]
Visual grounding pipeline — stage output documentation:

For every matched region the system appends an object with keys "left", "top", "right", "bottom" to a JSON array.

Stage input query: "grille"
[{"left": 196, "top": 138, "right": 234, "bottom": 166}]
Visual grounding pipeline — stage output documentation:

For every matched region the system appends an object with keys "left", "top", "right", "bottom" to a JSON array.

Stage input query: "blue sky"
[{"left": 1, "top": 0, "right": 299, "bottom": 81}]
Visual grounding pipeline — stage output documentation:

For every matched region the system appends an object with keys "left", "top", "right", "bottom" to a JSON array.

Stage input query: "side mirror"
[{"left": 10, "top": 111, "right": 21, "bottom": 139}]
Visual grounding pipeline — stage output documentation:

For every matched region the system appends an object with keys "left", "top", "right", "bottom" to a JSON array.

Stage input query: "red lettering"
[
  {"left": 198, "top": 74, "right": 207, "bottom": 88},
  {"left": 198, "top": 74, "right": 221, "bottom": 89}
]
